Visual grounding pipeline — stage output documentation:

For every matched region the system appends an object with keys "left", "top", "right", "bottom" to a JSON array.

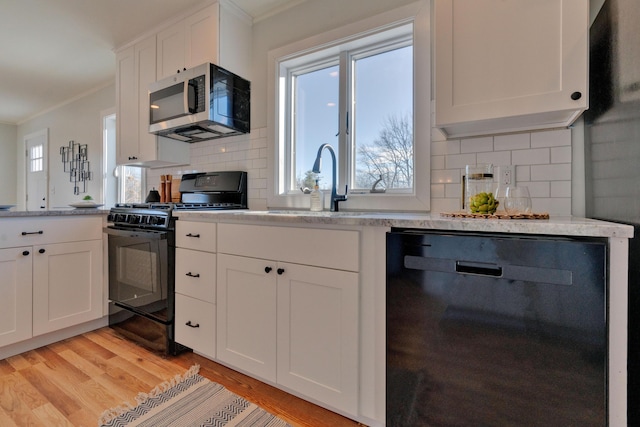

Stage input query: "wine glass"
[{"left": 504, "top": 186, "right": 532, "bottom": 214}]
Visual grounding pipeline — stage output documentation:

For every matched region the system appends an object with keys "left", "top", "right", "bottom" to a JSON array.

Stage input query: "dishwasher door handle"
[{"left": 455, "top": 261, "right": 502, "bottom": 277}]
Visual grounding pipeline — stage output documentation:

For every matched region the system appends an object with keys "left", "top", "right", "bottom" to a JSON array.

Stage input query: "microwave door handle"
[{"left": 187, "top": 80, "right": 198, "bottom": 113}]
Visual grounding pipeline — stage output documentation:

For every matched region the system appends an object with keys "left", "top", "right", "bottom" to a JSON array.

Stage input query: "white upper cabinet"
[
  {"left": 434, "top": 0, "right": 589, "bottom": 138},
  {"left": 157, "top": 4, "right": 219, "bottom": 80},
  {"left": 115, "top": 1, "right": 251, "bottom": 167},
  {"left": 157, "top": 2, "right": 251, "bottom": 80}
]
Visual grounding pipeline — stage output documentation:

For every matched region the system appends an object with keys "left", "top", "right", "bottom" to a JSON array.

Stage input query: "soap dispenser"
[{"left": 310, "top": 179, "right": 323, "bottom": 211}]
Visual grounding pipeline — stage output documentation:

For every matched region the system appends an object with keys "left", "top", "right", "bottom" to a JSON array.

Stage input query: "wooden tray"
[{"left": 440, "top": 211, "right": 550, "bottom": 220}]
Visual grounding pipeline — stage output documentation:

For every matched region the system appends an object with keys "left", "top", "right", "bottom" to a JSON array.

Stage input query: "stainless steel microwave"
[{"left": 148, "top": 63, "right": 250, "bottom": 143}]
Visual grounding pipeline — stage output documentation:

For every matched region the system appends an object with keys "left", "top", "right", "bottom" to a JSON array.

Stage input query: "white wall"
[
  {"left": 0, "top": 122, "right": 17, "bottom": 204},
  {"left": 16, "top": 84, "right": 115, "bottom": 209},
  {"left": 148, "top": 0, "right": 580, "bottom": 216}
]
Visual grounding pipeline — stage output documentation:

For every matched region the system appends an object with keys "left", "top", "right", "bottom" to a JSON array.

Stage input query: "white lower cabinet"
[
  {"left": 216, "top": 223, "right": 360, "bottom": 416},
  {"left": 174, "top": 221, "right": 217, "bottom": 358},
  {"left": 175, "top": 293, "right": 216, "bottom": 359},
  {"left": 0, "top": 216, "right": 104, "bottom": 349},
  {"left": 0, "top": 247, "right": 33, "bottom": 347},
  {"left": 276, "top": 262, "right": 359, "bottom": 415},
  {"left": 216, "top": 254, "right": 278, "bottom": 381},
  {"left": 32, "top": 240, "right": 103, "bottom": 336}
]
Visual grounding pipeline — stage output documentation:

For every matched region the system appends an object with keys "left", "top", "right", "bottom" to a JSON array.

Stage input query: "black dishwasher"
[{"left": 386, "top": 229, "right": 607, "bottom": 427}]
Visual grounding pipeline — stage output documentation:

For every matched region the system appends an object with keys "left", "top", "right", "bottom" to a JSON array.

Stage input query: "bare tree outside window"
[{"left": 356, "top": 113, "right": 413, "bottom": 190}]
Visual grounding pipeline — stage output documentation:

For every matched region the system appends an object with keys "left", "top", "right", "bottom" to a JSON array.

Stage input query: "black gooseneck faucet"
[{"left": 312, "top": 143, "right": 348, "bottom": 212}]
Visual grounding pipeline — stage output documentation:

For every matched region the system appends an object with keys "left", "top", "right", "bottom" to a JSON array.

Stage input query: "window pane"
[
  {"left": 293, "top": 65, "right": 339, "bottom": 190},
  {"left": 120, "top": 166, "right": 144, "bottom": 203},
  {"left": 353, "top": 45, "right": 413, "bottom": 190}
]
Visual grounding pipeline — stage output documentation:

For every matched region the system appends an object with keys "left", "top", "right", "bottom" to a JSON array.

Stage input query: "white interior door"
[{"left": 25, "top": 129, "right": 48, "bottom": 211}]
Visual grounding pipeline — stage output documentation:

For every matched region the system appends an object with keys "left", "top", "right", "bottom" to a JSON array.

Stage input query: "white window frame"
[{"left": 267, "top": 1, "right": 431, "bottom": 212}]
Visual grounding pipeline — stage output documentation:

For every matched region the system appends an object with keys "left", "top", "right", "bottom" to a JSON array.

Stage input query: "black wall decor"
[{"left": 60, "top": 140, "right": 92, "bottom": 195}]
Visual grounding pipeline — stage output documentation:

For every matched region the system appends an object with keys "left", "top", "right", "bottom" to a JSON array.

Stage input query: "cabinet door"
[
  {"left": 0, "top": 248, "right": 32, "bottom": 347},
  {"left": 136, "top": 35, "right": 158, "bottom": 162},
  {"left": 217, "top": 254, "right": 277, "bottom": 382},
  {"left": 156, "top": 21, "right": 186, "bottom": 80},
  {"left": 276, "top": 263, "right": 359, "bottom": 415},
  {"left": 175, "top": 293, "right": 216, "bottom": 359},
  {"left": 434, "top": 0, "right": 588, "bottom": 137},
  {"left": 156, "top": 4, "right": 219, "bottom": 80},
  {"left": 116, "top": 35, "right": 157, "bottom": 164},
  {"left": 175, "top": 248, "right": 216, "bottom": 303},
  {"left": 116, "top": 45, "right": 137, "bottom": 164},
  {"left": 32, "top": 240, "right": 103, "bottom": 336},
  {"left": 184, "top": 3, "right": 219, "bottom": 70}
]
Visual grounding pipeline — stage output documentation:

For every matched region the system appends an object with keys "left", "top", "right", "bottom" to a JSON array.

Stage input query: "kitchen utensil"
[
  {"left": 160, "top": 175, "right": 166, "bottom": 202},
  {"left": 145, "top": 188, "right": 161, "bottom": 203},
  {"left": 166, "top": 175, "right": 172, "bottom": 203},
  {"left": 504, "top": 186, "right": 532, "bottom": 214}
]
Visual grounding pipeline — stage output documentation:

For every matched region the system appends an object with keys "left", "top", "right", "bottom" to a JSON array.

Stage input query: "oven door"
[{"left": 104, "top": 226, "right": 169, "bottom": 321}]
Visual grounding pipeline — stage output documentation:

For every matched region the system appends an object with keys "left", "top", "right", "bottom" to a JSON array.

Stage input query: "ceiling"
[{"left": 0, "top": 0, "right": 301, "bottom": 125}]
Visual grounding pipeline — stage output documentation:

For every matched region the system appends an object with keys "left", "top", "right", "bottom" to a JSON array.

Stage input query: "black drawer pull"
[
  {"left": 39, "top": 248, "right": 46, "bottom": 254},
  {"left": 277, "top": 268, "right": 285, "bottom": 275},
  {"left": 22, "top": 250, "right": 30, "bottom": 256},
  {"left": 185, "top": 272, "right": 200, "bottom": 278},
  {"left": 456, "top": 261, "right": 502, "bottom": 277},
  {"left": 22, "top": 230, "right": 44, "bottom": 235},
  {"left": 185, "top": 321, "right": 200, "bottom": 328},
  {"left": 265, "top": 266, "right": 272, "bottom": 273},
  {"left": 186, "top": 233, "right": 201, "bottom": 238}
]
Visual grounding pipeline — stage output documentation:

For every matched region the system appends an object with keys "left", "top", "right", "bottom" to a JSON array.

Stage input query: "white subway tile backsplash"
[
  {"left": 519, "top": 181, "right": 550, "bottom": 198},
  {"left": 148, "top": 124, "right": 575, "bottom": 216},
  {"left": 433, "top": 127, "right": 574, "bottom": 216},
  {"left": 512, "top": 148, "right": 550, "bottom": 165},
  {"left": 445, "top": 153, "right": 477, "bottom": 169},
  {"left": 494, "top": 133, "right": 530, "bottom": 151},
  {"left": 477, "top": 151, "right": 511, "bottom": 167},
  {"left": 515, "top": 165, "right": 530, "bottom": 182},
  {"left": 531, "top": 163, "right": 571, "bottom": 181},
  {"left": 531, "top": 129, "right": 571, "bottom": 148},
  {"left": 551, "top": 180, "right": 571, "bottom": 198},
  {"left": 461, "top": 136, "right": 493, "bottom": 153},
  {"left": 431, "top": 169, "right": 461, "bottom": 184},
  {"left": 551, "top": 146, "right": 572, "bottom": 163}
]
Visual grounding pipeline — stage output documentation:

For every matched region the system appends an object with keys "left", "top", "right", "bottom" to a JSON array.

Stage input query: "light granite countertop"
[
  {"left": 174, "top": 210, "right": 634, "bottom": 239},
  {"left": 0, "top": 208, "right": 109, "bottom": 217}
]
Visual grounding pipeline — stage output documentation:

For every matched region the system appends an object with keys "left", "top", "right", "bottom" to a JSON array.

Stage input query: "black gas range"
[{"left": 104, "top": 171, "right": 247, "bottom": 355}]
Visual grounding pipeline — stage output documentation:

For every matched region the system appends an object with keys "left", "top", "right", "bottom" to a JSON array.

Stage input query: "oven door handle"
[{"left": 103, "top": 227, "right": 167, "bottom": 240}]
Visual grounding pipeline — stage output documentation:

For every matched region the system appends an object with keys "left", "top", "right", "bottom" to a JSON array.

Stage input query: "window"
[
  {"left": 30, "top": 144, "right": 44, "bottom": 172},
  {"left": 103, "top": 111, "right": 145, "bottom": 206},
  {"left": 268, "top": 5, "right": 430, "bottom": 211}
]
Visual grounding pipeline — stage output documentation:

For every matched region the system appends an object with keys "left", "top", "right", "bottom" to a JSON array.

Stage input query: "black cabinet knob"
[
  {"left": 571, "top": 91, "right": 582, "bottom": 100},
  {"left": 277, "top": 268, "right": 285, "bottom": 275},
  {"left": 39, "top": 248, "right": 45, "bottom": 254},
  {"left": 185, "top": 321, "right": 200, "bottom": 328},
  {"left": 186, "top": 233, "right": 200, "bottom": 238},
  {"left": 265, "top": 266, "right": 272, "bottom": 273},
  {"left": 22, "top": 250, "right": 30, "bottom": 256},
  {"left": 185, "top": 272, "right": 200, "bottom": 278}
]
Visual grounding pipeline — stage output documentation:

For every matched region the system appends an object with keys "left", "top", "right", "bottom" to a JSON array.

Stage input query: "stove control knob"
[
  {"left": 128, "top": 215, "right": 139, "bottom": 224},
  {"left": 107, "top": 213, "right": 115, "bottom": 222},
  {"left": 116, "top": 214, "right": 126, "bottom": 222}
]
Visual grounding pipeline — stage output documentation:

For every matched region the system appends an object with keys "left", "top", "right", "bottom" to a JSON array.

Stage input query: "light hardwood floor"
[{"left": 0, "top": 327, "right": 365, "bottom": 427}]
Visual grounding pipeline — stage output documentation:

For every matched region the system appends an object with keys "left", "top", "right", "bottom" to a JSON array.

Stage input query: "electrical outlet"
[{"left": 497, "top": 165, "right": 513, "bottom": 185}]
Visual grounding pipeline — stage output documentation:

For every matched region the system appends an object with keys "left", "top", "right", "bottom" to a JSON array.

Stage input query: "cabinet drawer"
[
  {"left": 176, "top": 221, "right": 216, "bottom": 252},
  {"left": 218, "top": 223, "right": 359, "bottom": 272},
  {"left": 175, "top": 248, "right": 216, "bottom": 303},
  {"left": 0, "top": 216, "right": 102, "bottom": 249},
  {"left": 175, "top": 293, "right": 215, "bottom": 359}
]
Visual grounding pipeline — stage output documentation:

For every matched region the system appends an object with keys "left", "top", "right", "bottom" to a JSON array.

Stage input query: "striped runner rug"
[{"left": 99, "top": 365, "right": 292, "bottom": 427}]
